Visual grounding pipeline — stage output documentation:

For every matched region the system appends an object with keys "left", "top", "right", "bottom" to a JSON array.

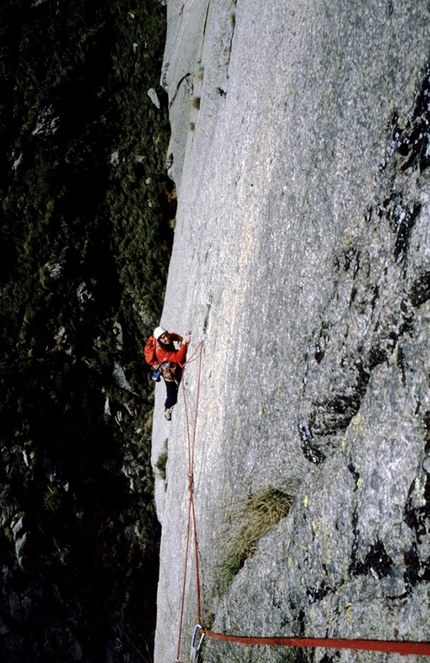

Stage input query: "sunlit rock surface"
[{"left": 152, "top": 1, "right": 430, "bottom": 661}]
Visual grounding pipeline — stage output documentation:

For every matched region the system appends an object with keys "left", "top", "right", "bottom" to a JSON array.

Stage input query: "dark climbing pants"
[{"left": 164, "top": 380, "right": 178, "bottom": 409}]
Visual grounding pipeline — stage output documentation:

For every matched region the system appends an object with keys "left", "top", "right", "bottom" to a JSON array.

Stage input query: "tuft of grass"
[
  {"left": 155, "top": 442, "right": 168, "bottom": 482},
  {"left": 191, "top": 96, "right": 201, "bottom": 110},
  {"left": 218, "top": 487, "right": 293, "bottom": 593},
  {"left": 189, "top": 122, "right": 196, "bottom": 131}
]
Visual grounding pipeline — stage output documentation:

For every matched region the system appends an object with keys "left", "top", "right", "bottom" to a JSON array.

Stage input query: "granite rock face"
[{"left": 152, "top": 1, "right": 430, "bottom": 661}]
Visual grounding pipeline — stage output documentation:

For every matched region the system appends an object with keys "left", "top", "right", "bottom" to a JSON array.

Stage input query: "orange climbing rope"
[
  {"left": 182, "top": 341, "right": 203, "bottom": 624},
  {"left": 196, "top": 627, "right": 430, "bottom": 656},
  {"left": 173, "top": 339, "right": 430, "bottom": 661},
  {"left": 175, "top": 341, "right": 204, "bottom": 663}
]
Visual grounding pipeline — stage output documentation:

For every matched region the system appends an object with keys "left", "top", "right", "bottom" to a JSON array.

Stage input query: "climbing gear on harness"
[
  {"left": 151, "top": 368, "right": 162, "bottom": 381},
  {"left": 162, "top": 364, "right": 177, "bottom": 381}
]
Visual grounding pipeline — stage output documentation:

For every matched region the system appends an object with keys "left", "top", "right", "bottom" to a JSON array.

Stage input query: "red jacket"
[{"left": 155, "top": 333, "right": 188, "bottom": 366}]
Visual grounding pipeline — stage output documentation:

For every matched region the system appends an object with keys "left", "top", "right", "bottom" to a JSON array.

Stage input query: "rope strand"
[
  {"left": 197, "top": 628, "right": 430, "bottom": 656},
  {"left": 175, "top": 341, "right": 204, "bottom": 662},
  {"left": 175, "top": 496, "right": 192, "bottom": 663}
]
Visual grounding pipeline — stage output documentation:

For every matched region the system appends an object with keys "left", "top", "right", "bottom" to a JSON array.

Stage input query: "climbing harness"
[{"left": 173, "top": 339, "right": 430, "bottom": 661}]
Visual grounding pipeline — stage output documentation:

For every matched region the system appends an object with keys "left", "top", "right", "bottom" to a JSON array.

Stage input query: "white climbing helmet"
[{"left": 153, "top": 326, "right": 167, "bottom": 340}]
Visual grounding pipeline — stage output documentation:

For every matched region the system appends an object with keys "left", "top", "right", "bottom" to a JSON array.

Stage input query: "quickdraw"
[{"left": 190, "top": 623, "right": 205, "bottom": 662}]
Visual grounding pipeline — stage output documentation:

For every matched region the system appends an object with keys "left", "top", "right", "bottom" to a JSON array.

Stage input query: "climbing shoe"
[{"left": 164, "top": 407, "right": 172, "bottom": 421}]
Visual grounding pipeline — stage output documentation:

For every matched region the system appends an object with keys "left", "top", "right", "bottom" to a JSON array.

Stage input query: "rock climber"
[{"left": 153, "top": 326, "right": 191, "bottom": 420}]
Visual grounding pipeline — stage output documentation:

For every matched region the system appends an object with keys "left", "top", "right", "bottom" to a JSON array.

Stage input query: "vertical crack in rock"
[
  {"left": 403, "top": 466, "right": 430, "bottom": 588},
  {"left": 393, "top": 202, "right": 421, "bottom": 264},
  {"left": 298, "top": 420, "right": 326, "bottom": 465},
  {"left": 410, "top": 270, "right": 430, "bottom": 307},
  {"left": 347, "top": 462, "right": 360, "bottom": 489},
  {"left": 376, "top": 195, "right": 422, "bottom": 264},
  {"left": 298, "top": 64, "right": 430, "bottom": 464},
  {"left": 168, "top": 72, "right": 194, "bottom": 109},
  {"left": 386, "top": 68, "right": 430, "bottom": 173},
  {"left": 224, "top": 1, "right": 237, "bottom": 83},
  {"left": 211, "top": 0, "right": 237, "bottom": 98},
  {"left": 306, "top": 579, "right": 333, "bottom": 604}
]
